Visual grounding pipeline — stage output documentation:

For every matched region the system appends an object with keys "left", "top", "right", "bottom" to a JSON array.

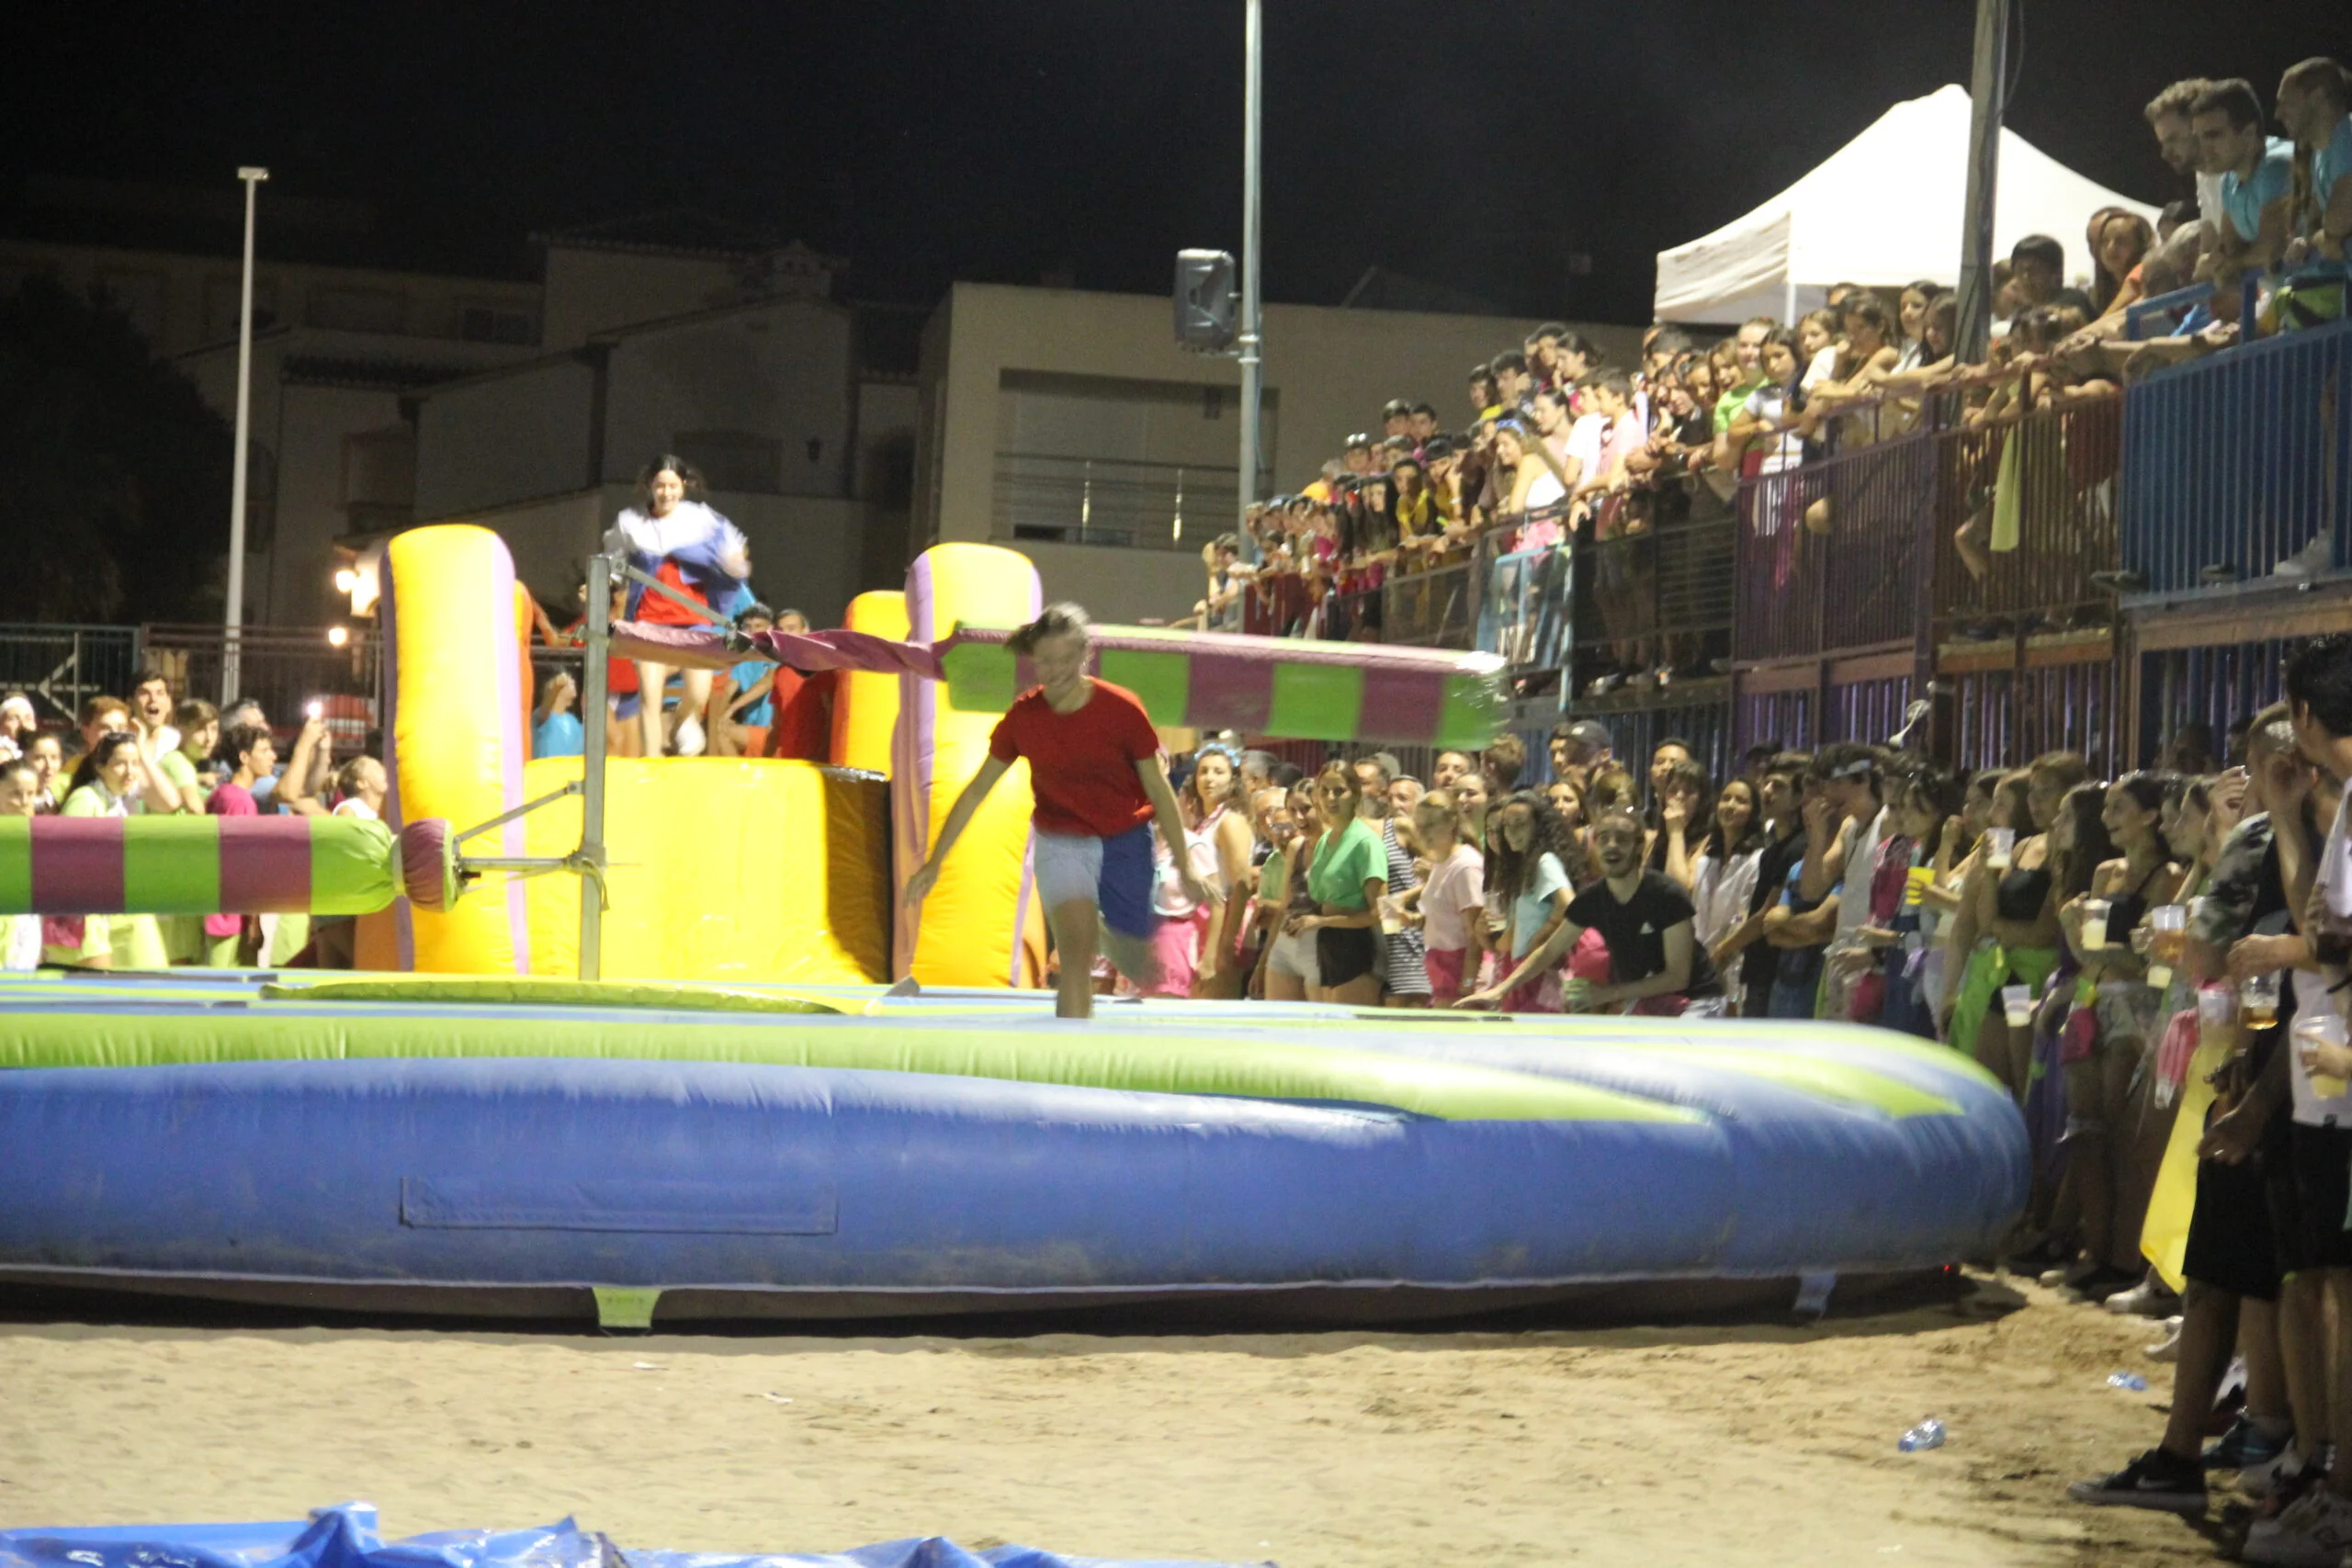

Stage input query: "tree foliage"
[{"left": 0, "top": 276, "right": 234, "bottom": 623}]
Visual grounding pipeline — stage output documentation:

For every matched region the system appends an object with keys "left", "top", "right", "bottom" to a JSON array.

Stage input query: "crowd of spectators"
[
  {"left": 1193, "top": 60, "right": 2350, "bottom": 682},
  {"left": 0, "top": 678, "right": 374, "bottom": 972},
  {"left": 1092, "top": 624, "right": 2352, "bottom": 1564}
]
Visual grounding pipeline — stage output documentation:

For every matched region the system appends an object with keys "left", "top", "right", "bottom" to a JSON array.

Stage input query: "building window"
[
  {"left": 306, "top": 287, "right": 406, "bottom": 334},
  {"left": 459, "top": 304, "right": 534, "bottom": 344}
]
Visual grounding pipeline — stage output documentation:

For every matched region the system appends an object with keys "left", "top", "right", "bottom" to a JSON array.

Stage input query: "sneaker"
[
  {"left": 2207, "top": 1416, "right": 2290, "bottom": 1472},
  {"left": 2243, "top": 1488, "right": 2352, "bottom": 1564},
  {"left": 2245, "top": 1447, "right": 2313, "bottom": 1504},
  {"left": 2105, "top": 1277, "right": 2181, "bottom": 1317},
  {"left": 2068, "top": 1447, "right": 2207, "bottom": 1513},
  {"left": 2146, "top": 1314, "right": 2185, "bottom": 1361},
  {"left": 2039, "top": 1257, "right": 2099, "bottom": 1290},
  {"left": 2275, "top": 535, "right": 2335, "bottom": 581}
]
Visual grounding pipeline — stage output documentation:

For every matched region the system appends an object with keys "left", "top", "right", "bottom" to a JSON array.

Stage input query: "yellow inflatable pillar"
[
  {"left": 382, "top": 525, "right": 530, "bottom": 973},
  {"left": 833, "top": 591, "right": 906, "bottom": 773},
  {"left": 894, "top": 545, "right": 1044, "bottom": 987}
]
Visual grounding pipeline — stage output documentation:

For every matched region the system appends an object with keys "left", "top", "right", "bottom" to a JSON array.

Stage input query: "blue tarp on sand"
[{"left": 0, "top": 1504, "right": 1254, "bottom": 1568}]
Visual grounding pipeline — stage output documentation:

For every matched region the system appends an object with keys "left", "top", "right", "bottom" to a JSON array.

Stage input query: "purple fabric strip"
[
  {"left": 29, "top": 817, "right": 124, "bottom": 914},
  {"left": 379, "top": 555, "right": 414, "bottom": 970},
  {"left": 610, "top": 622, "right": 946, "bottom": 681},
  {"left": 1187, "top": 655, "right": 1274, "bottom": 734},
  {"left": 489, "top": 550, "right": 531, "bottom": 975},
  {"left": 1359, "top": 663, "right": 1446, "bottom": 745},
  {"left": 217, "top": 817, "right": 312, "bottom": 911}
]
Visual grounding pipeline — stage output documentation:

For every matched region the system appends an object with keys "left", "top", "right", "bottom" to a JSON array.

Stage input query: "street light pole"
[
  {"left": 1954, "top": 0, "right": 2007, "bottom": 364},
  {"left": 223, "top": 165, "right": 268, "bottom": 705},
  {"left": 1235, "top": 0, "right": 1263, "bottom": 564}
]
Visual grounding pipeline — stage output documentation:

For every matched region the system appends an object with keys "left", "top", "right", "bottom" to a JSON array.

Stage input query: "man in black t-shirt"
[{"left": 1459, "top": 807, "right": 1726, "bottom": 1017}]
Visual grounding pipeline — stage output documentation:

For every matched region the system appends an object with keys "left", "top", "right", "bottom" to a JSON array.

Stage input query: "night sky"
[{"left": 6, "top": 2, "right": 2349, "bottom": 322}]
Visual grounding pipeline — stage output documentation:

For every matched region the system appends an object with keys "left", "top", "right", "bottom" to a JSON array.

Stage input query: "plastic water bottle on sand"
[
  {"left": 1899, "top": 1416, "right": 1946, "bottom": 1451},
  {"left": 2107, "top": 1371, "right": 2149, "bottom": 1392}
]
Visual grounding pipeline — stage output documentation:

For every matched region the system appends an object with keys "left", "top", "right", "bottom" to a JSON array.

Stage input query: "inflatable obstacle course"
[
  {"left": 0, "top": 525, "right": 2032, "bottom": 1325},
  {"left": 0, "top": 972, "right": 2028, "bottom": 1323}
]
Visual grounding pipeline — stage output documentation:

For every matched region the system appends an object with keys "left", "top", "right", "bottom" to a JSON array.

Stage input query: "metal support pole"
[
  {"left": 1236, "top": 0, "right": 1264, "bottom": 565},
  {"left": 578, "top": 553, "right": 612, "bottom": 981},
  {"left": 223, "top": 166, "right": 268, "bottom": 705},
  {"left": 1954, "top": 0, "right": 2007, "bottom": 364}
]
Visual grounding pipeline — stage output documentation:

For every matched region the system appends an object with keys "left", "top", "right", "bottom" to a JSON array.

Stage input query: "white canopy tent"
[{"left": 1652, "top": 85, "right": 2161, "bottom": 325}]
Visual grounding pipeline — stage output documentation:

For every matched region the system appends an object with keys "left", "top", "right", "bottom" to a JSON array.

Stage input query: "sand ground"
[{"left": 0, "top": 1273, "right": 2244, "bottom": 1567}]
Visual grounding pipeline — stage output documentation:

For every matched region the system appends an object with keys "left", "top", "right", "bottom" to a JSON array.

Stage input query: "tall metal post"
[
  {"left": 1236, "top": 0, "right": 1264, "bottom": 564},
  {"left": 223, "top": 166, "right": 269, "bottom": 705},
  {"left": 1954, "top": 0, "right": 2007, "bottom": 364},
  {"left": 578, "top": 554, "right": 611, "bottom": 981}
]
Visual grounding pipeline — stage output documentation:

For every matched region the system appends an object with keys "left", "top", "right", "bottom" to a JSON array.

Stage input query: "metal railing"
[
  {"left": 991, "top": 452, "right": 1241, "bottom": 551},
  {"left": 1732, "top": 423, "right": 1938, "bottom": 665},
  {"left": 0, "top": 624, "right": 143, "bottom": 727},
  {"left": 1931, "top": 397, "right": 2122, "bottom": 629},
  {"left": 1569, "top": 475, "right": 1734, "bottom": 689},
  {"left": 142, "top": 625, "right": 381, "bottom": 739},
  {"left": 2119, "top": 315, "right": 2351, "bottom": 593},
  {"left": 1948, "top": 657, "right": 2122, "bottom": 777}
]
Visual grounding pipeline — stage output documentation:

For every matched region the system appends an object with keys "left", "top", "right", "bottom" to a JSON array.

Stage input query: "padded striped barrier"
[
  {"left": 0, "top": 815, "right": 457, "bottom": 916},
  {"left": 609, "top": 620, "right": 1510, "bottom": 750}
]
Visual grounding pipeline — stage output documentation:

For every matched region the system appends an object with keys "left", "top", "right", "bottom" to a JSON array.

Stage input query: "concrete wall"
[
  {"left": 599, "top": 299, "right": 854, "bottom": 497},
  {"left": 912, "top": 281, "right": 1640, "bottom": 620},
  {"left": 0, "top": 238, "right": 538, "bottom": 357},
  {"left": 540, "top": 248, "right": 744, "bottom": 351},
  {"left": 431, "top": 484, "right": 862, "bottom": 632},
  {"left": 412, "top": 356, "right": 598, "bottom": 520},
  {"left": 264, "top": 385, "right": 403, "bottom": 626}
]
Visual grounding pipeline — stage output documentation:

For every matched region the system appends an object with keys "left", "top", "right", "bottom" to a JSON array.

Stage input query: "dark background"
[{"left": 6, "top": 1, "right": 2349, "bottom": 321}]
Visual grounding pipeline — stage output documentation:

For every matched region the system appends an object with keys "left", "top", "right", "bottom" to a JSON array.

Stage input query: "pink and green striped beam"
[
  {"left": 0, "top": 815, "right": 458, "bottom": 916},
  {"left": 609, "top": 622, "right": 1509, "bottom": 750}
]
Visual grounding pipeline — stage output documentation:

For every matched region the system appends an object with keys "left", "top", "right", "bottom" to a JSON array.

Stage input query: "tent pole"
[{"left": 1955, "top": 0, "right": 2008, "bottom": 362}]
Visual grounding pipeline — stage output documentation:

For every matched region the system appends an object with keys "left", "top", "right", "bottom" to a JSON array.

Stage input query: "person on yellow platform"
[{"left": 44, "top": 733, "right": 168, "bottom": 970}]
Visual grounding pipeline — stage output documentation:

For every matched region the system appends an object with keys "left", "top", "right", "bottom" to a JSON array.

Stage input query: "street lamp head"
[{"left": 237, "top": 166, "right": 270, "bottom": 183}]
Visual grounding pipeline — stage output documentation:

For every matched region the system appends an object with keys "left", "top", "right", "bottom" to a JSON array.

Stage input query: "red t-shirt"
[{"left": 988, "top": 679, "right": 1160, "bottom": 838}]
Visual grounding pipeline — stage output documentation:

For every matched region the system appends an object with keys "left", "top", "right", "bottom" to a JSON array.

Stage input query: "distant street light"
[
  {"left": 333, "top": 569, "right": 357, "bottom": 594},
  {"left": 326, "top": 626, "right": 350, "bottom": 649},
  {"left": 223, "top": 165, "right": 268, "bottom": 705},
  {"left": 1236, "top": 0, "right": 1263, "bottom": 563}
]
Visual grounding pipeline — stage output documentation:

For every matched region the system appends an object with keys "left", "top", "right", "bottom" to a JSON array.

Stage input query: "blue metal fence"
[{"left": 2120, "top": 315, "right": 2352, "bottom": 593}]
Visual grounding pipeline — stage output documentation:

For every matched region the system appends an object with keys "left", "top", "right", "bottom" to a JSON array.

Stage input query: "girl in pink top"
[{"left": 1409, "top": 790, "right": 1487, "bottom": 1006}]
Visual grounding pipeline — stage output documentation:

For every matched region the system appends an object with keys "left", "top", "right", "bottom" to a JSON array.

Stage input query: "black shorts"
[
  {"left": 2186, "top": 1149, "right": 2281, "bottom": 1301},
  {"left": 2271, "top": 1122, "right": 2352, "bottom": 1276},
  {"left": 1316, "top": 925, "right": 1380, "bottom": 987}
]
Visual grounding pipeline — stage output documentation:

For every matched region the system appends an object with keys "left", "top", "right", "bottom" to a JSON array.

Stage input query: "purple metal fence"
[
  {"left": 1948, "top": 656, "right": 2120, "bottom": 776},
  {"left": 1933, "top": 398, "right": 2122, "bottom": 633}
]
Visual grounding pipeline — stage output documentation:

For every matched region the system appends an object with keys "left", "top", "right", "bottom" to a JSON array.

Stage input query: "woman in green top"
[
  {"left": 1286, "top": 760, "right": 1389, "bottom": 1005},
  {"left": 45, "top": 733, "right": 169, "bottom": 970}
]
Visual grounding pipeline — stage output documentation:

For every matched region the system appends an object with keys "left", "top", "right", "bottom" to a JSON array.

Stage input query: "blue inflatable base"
[{"left": 0, "top": 1504, "right": 1249, "bottom": 1568}]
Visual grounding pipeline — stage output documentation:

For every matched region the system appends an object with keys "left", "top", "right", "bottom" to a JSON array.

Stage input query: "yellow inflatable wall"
[
  {"left": 519, "top": 757, "right": 889, "bottom": 985},
  {"left": 383, "top": 525, "right": 530, "bottom": 974},
  {"left": 894, "top": 544, "right": 1046, "bottom": 987},
  {"left": 833, "top": 591, "right": 906, "bottom": 773}
]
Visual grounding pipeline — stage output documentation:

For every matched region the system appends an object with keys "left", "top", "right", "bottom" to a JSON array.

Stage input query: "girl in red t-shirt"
[{"left": 902, "top": 604, "right": 1204, "bottom": 1020}]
